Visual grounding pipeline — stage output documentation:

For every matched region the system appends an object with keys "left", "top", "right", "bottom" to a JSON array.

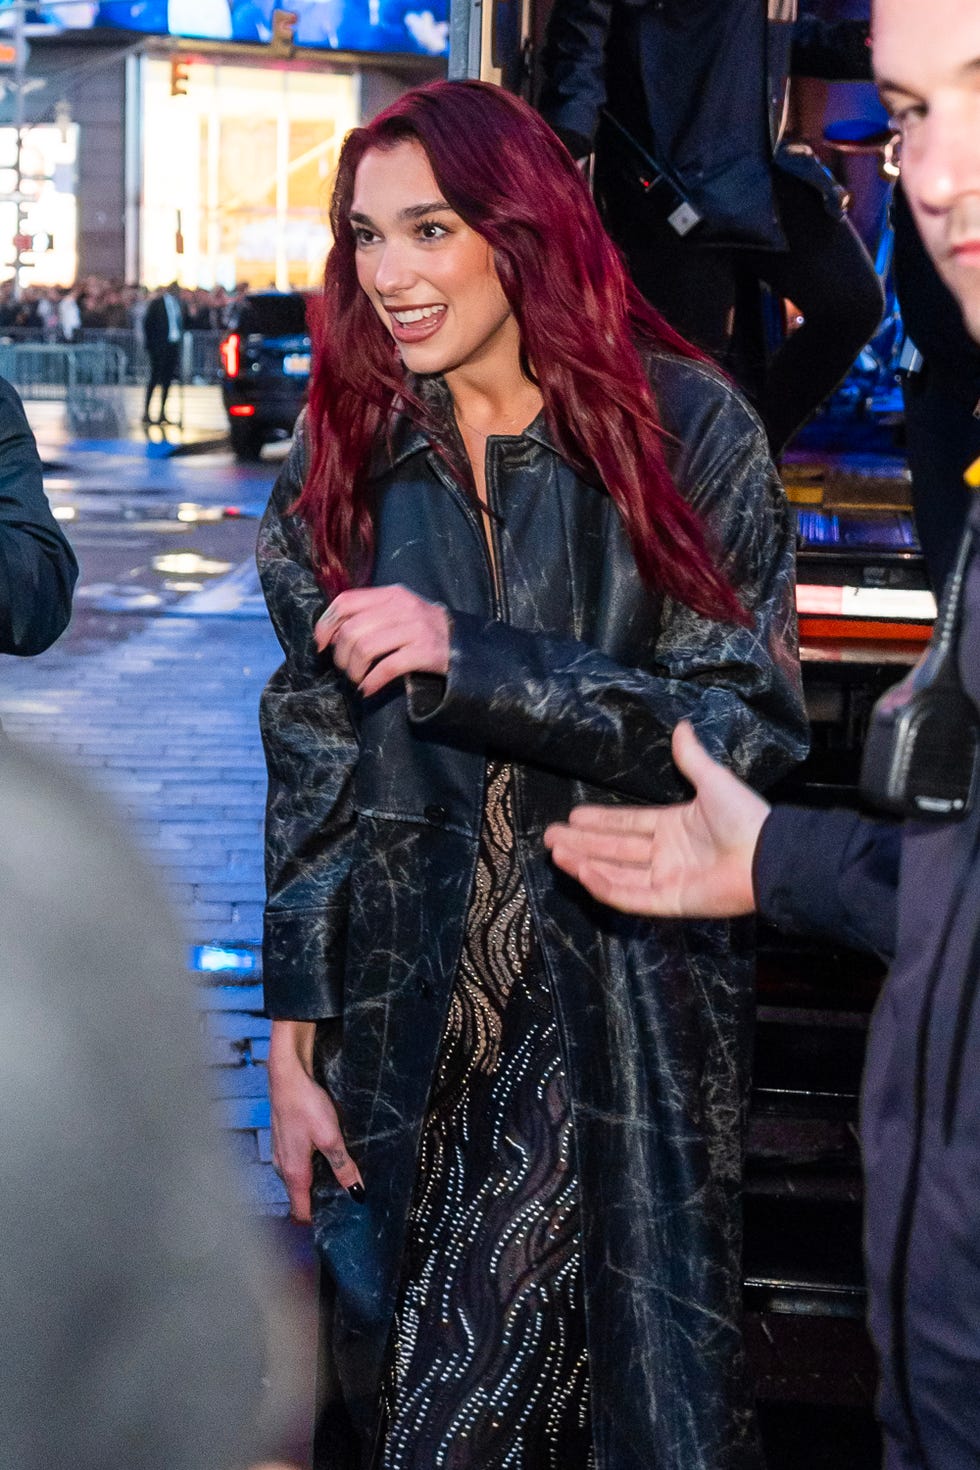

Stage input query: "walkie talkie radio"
[{"left": 860, "top": 460, "right": 980, "bottom": 820}]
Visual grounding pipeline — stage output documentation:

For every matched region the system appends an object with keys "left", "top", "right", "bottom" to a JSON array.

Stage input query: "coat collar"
[{"left": 367, "top": 373, "right": 557, "bottom": 481}]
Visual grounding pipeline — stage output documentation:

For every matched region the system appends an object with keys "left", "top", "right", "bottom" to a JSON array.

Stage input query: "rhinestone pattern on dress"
[{"left": 381, "top": 762, "right": 594, "bottom": 1469}]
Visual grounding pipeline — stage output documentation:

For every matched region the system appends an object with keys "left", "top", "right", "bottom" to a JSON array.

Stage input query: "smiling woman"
[
  {"left": 350, "top": 151, "right": 517, "bottom": 371},
  {"left": 256, "top": 79, "right": 808, "bottom": 1470}
]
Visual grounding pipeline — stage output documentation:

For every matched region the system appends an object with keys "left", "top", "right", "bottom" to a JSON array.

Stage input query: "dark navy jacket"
[
  {"left": 258, "top": 356, "right": 808, "bottom": 1469},
  {"left": 539, "top": 0, "right": 870, "bottom": 250},
  {"left": 755, "top": 496, "right": 980, "bottom": 1470},
  {"left": 0, "top": 375, "right": 76, "bottom": 657}
]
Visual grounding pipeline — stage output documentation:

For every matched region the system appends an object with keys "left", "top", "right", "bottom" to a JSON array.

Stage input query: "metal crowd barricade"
[
  {"left": 77, "top": 327, "right": 149, "bottom": 384},
  {"left": 184, "top": 329, "right": 224, "bottom": 385},
  {"left": 0, "top": 327, "right": 226, "bottom": 388},
  {"left": 0, "top": 340, "right": 129, "bottom": 435},
  {"left": 75, "top": 328, "right": 223, "bottom": 385}
]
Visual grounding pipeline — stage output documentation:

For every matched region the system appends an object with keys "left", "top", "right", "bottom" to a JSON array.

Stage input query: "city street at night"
[{"left": 5, "top": 0, "right": 980, "bottom": 1462}]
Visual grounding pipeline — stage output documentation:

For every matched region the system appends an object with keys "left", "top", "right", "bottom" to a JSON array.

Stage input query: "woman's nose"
[{"left": 374, "top": 239, "right": 416, "bottom": 296}]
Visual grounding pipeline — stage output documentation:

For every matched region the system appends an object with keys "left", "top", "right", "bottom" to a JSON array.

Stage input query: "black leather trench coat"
[{"left": 257, "top": 355, "right": 809, "bottom": 1469}]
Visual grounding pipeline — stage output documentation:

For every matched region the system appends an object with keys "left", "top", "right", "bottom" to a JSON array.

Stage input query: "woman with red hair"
[{"left": 258, "top": 79, "right": 806, "bottom": 1470}]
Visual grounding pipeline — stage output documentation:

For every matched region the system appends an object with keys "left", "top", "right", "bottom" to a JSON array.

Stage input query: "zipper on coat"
[
  {"left": 483, "top": 438, "right": 508, "bottom": 616},
  {"left": 426, "top": 452, "right": 501, "bottom": 620}
]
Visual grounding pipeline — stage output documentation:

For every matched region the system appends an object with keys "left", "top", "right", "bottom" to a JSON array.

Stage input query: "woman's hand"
[
  {"left": 268, "top": 1019, "right": 365, "bottom": 1223},
  {"left": 315, "top": 585, "right": 450, "bottom": 698},
  {"left": 544, "top": 721, "right": 769, "bottom": 917}
]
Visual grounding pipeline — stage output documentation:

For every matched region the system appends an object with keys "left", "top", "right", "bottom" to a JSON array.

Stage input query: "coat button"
[
  {"left": 424, "top": 803, "right": 447, "bottom": 826},
  {"left": 416, "top": 977, "right": 432, "bottom": 998}
]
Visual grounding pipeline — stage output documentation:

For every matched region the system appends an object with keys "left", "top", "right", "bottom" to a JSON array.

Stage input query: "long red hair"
[{"left": 297, "top": 79, "right": 746, "bottom": 624}]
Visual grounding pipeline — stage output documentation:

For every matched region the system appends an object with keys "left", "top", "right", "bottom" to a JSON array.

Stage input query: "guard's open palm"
[{"left": 544, "top": 721, "right": 769, "bottom": 918}]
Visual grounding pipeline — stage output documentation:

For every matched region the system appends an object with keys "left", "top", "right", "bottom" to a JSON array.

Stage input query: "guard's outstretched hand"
[{"left": 544, "top": 721, "right": 770, "bottom": 917}]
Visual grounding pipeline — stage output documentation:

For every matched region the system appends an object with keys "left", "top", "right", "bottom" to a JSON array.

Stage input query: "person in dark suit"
[
  {"left": 0, "top": 374, "right": 77, "bottom": 657},
  {"left": 538, "top": 0, "right": 885, "bottom": 455},
  {"left": 142, "top": 282, "right": 184, "bottom": 425}
]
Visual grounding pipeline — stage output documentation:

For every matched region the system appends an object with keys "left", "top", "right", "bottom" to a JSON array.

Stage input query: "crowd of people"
[{"left": 0, "top": 277, "right": 255, "bottom": 338}]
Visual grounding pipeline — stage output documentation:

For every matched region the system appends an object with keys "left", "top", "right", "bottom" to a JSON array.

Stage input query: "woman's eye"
[
  {"left": 417, "top": 220, "right": 449, "bottom": 241},
  {"left": 352, "top": 227, "right": 379, "bottom": 247}
]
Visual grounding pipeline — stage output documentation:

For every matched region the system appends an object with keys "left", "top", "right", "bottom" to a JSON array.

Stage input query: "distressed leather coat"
[{"left": 257, "top": 354, "right": 809, "bottom": 1470}]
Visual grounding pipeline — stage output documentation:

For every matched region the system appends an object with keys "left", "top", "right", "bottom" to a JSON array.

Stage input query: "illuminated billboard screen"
[{"left": 0, "top": 0, "right": 448, "bottom": 55}]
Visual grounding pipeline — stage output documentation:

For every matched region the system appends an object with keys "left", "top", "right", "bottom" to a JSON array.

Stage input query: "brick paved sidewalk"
[{"left": 0, "top": 607, "right": 289, "bottom": 1212}]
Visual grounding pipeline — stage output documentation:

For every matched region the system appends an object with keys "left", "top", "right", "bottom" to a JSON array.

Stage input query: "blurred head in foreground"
[{"left": 0, "top": 740, "right": 295, "bottom": 1469}]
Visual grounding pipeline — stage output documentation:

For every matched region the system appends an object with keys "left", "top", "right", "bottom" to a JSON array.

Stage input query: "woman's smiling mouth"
[{"left": 386, "top": 303, "right": 448, "bottom": 342}]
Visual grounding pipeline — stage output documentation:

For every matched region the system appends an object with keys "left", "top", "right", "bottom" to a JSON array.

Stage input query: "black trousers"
[
  {"left": 144, "top": 342, "right": 181, "bottom": 418},
  {"left": 603, "top": 167, "right": 885, "bottom": 455}
]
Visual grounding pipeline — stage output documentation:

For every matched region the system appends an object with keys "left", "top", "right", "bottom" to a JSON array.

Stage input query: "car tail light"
[
  {"left": 220, "top": 332, "right": 240, "bottom": 378},
  {"left": 229, "top": 403, "right": 256, "bottom": 416}
]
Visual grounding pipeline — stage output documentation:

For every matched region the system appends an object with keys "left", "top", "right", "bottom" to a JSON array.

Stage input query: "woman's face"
[{"left": 350, "top": 140, "right": 518, "bottom": 382}]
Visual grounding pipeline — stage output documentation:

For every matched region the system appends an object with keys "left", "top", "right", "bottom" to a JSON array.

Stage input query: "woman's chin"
[{"left": 397, "top": 340, "right": 454, "bottom": 375}]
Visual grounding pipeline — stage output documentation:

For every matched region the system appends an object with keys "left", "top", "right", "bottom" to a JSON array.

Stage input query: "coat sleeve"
[
  {"left": 257, "top": 423, "right": 360, "bottom": 1020},
  {"left": 407, "top": 392, "right": 809, "bottom": 800},
  {"left": 0, "top": 376, "right": 77, "bottom": 656},
  {"left": 537, "top": 0, "right": 614, "bottom": 159},
  {"left": 753, "top": 806, "right": 900, "bottom": 959}
]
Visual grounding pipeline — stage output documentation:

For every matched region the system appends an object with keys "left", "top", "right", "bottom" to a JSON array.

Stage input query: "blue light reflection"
[{"left": 190, "top": 944, "right": 258, "bottom": 974}]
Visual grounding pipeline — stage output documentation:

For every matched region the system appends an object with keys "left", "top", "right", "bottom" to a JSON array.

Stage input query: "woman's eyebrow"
[
  {"left": 398, "top": 200, "right": 455, "bottom": 220},
  {"left": 349, "top": 201, "right": 455, "bottom": 228}
]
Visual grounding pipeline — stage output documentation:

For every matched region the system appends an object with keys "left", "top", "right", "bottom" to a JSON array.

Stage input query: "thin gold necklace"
[{"left": 455, "top": 399, "right": 539, "bottom": 439}]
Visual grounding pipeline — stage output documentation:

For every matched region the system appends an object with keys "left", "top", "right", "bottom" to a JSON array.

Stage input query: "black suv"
[{"left": 219, "top": 291, "right": 312, "bottom": 460}]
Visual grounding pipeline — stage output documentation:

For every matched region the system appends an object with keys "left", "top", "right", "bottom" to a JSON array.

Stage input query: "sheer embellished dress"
[{"left": 380, "top": 762, "right": 594, "bottom": 1469}]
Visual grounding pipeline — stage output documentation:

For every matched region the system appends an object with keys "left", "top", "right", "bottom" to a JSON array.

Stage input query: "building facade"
[{"left": 0, "top": 21, "right": 444, "bottom": 288}]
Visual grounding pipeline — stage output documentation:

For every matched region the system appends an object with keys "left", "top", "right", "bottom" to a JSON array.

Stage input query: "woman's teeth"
[{"left": 392, "top": 305, "right": 445, "bottom": 324}]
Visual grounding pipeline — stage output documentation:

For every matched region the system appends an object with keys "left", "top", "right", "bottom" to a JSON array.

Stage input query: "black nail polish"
[{"left": 348, "top": 1182, "right": 366, "bottom": 1203}]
